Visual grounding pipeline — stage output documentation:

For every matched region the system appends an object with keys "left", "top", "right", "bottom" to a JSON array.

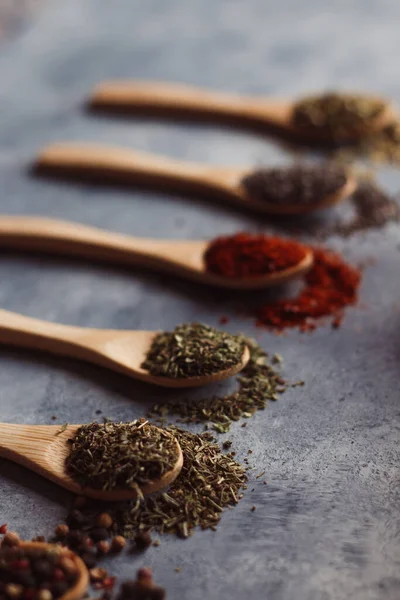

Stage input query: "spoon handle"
[
  {"left": 90, "top": 80, "right": 286, "bottom": 124},
  {"left": 0, "top": 423, "right": 62, "bottom": 463},
  {"left": 37, "top": 142, "right": 237, "bottom": 191},
  {"left": 0, "top": 215, "right": 205, "bottom": 276},
  {"left": 0, "top": 308, "right": 101, "bottom": 362}
]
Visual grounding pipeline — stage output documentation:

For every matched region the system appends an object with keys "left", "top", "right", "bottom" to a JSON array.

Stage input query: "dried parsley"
[
  {"left": 66, "top": 420, "right": 178, "bottom": 491},
  {"left": 292, "top": 92, "right": 388, "bottom": 140},
  {"left": 118, "top": 427, "right": 247, "bottom": 538},
  {"left": 148, "top": 336, "right": 289, "bottom": 432},
  {"left": 141, "top": 323, "right": 245, "bottom": 379}
]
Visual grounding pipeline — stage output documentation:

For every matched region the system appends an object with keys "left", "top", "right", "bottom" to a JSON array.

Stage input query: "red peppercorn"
[
  {"left": 52, "top": 569, "right": 65, "bottom": 582},
  {"left": 0, "top": 524, "right": 8, "bottom": 534}
]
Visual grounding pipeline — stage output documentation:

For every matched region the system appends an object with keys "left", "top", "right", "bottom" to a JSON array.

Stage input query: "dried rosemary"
[
  {"left": 141, "top": 323, "right": 245, "bottom": 379},
  {"left": 148, "top": 336, "right": 291, "bottom": 433},
  {"left": 66, "top": 420, "right": 178, "bottom": 491}
]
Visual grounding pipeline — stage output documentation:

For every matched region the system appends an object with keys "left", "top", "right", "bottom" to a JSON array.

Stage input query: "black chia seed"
[{"left": 241, "top": 163, "right": 348, "bottom": 207}]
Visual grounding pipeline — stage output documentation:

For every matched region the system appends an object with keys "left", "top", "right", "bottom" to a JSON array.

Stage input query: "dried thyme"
[
  {"left": 117, "top": 427, "right": 247, "bottom": 538},
  {"left": 66, "top": 420, "right": 178, "bottom": 491},
  {"left": 148, "top": 336, "right": 289, "bottom": 432},
  {"left": 141, "top": 323, "right": 245, "bottom": 378}
]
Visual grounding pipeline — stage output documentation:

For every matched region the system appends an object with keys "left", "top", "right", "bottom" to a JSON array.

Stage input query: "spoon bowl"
[
  {"left": 1, "top": 542, "right": 90, "bottom": 600},
  {"left": 36, "top": 143, "right": 356, "bottom": 215},
  {"left": 0, "top": 307, "right": 250, "bottom": 387},
  {"left": 88, "top": 81, "right": 395, "bottom": 143},
  {"left": 0, "top": 422, "right": 183, "bottom": 501}
]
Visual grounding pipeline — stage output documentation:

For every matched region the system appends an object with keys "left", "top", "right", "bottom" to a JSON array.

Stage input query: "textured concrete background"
[{"left": 0, "top": 1, "right": 399, "bottom": 599}]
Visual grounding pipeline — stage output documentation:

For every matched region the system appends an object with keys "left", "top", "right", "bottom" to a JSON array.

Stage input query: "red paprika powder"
[
  {"left": 204, "top": 233, "right": 308, "bottom": 278},
  {"left": 254, "top": 247, "right": 361, "bottom": 332}
]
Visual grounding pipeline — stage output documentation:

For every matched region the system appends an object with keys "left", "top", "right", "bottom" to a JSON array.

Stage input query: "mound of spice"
[
  {"left": 253, "top": 246, "right": 361, "bottom": 332},
  {"left": 292, "top": 92, "right": 388, "bottom": 140},
  {"left": 148, "top": 337, "right": 293, "bottom": 433},
  {"left": 204, "top": 233, "right": 308, "bottom": 278},
  {"left": 115, "top": 427, "right": 247, "bottom": 539},
  {"left": 141, "top": 323, "right": 245, "bottom": 379},
  {"left": 66, "top": 420, "right": 178, "bottom": 492},
  {"left": 0, "top": 545, "right": 79, "bottom": 600},
  {"left": 241, "top": 163, "right": 348, "bottom": 207}
]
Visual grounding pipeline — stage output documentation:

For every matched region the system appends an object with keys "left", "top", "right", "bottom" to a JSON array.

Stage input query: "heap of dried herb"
[
  {"left": 141, "top": 323, "right": 245, "bottom": 378},
  {"left": 148, "top": 337, "right": 292, "bottom": 433},
  {"left": 66, "top": 420, "right": 178, "bottom": 491},
  {"left": 292, "top": 92, "right": 387, "bottom": 140},
  {"left": 118, "top": 427, "right": 247, "bottom": 538}
]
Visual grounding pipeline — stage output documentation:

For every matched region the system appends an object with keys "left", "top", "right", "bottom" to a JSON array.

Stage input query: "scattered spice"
[
  {"left": 134, "top": 531, "right": 152, "bottom": 551},
  {"left": 66, "top": 420, "right": 178, "bottom": 492},
  {"left": 0, "top": 546, "right": 79, "bottom": 599},
  {"left": 292, "top": 92, "right": 388, "bottom": 140},
  {"left": 0, "top": 525, "right": 7, "bottom": 535},
  {"left": 141, "top": 323, "right": 245, "bottom": 379},
  {"left": 253, "top": 246, "right": 361, "bottom": 332},
  {"left": 148, "top": 337, "right": 288, "bottom": 432},
  {"left": 242, "top": 163, "right": 348, "bottom": 207},
  {"left": 204, "top": 233, "right": 308, "bottom": 279},
  {"left": 117, "top": 568, "right": 165, "bottom": 600},
  {"left": 54, "top": 525, "right": 69, "bottom": 539},
  {"left": 110, "top": 537, "right": 126, "bottom": 553}
]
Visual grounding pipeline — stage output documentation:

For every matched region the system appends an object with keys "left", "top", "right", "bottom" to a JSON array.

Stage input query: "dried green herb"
[
  {"left": 292, "top": 92, "right": 387, "bottom": 139},
  {"left": 66, "top": 420, "right": 178, "bottom": 491},
  {"left": 148, "top": 336, "right": 289, "bottom": 432},
  {"left": 141, "top": 323, "right": 245, "bottom": 379},
  {"left": 117, "top": 427, "right": 247, "bottom": 538}
]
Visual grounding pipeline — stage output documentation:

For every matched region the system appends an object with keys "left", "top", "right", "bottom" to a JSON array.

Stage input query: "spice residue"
[
  {"left": 241, "top": 163, "right": 348, "bottom": 207},
  {"left": 141, "top": 323, "right": 245, "bottom": 379},
  {"left": 204, "top": 233, "right": 308, "bottom": 278},
  {"left": 292, "top": 92, "right": 388, "bottom": 140},
  {"left": 253, "top": 246, "right": 361, "bottom": 332},
  {"left": 66, "top": 420, "right": 178, "bottom": 491},
  {"left": 148, "top": 336, "right": 290, "bottom": 432}
]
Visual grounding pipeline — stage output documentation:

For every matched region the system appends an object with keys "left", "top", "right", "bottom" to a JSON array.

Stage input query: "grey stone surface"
[{"left": 0, "top": 1, "right": 399, "bottom": 599}]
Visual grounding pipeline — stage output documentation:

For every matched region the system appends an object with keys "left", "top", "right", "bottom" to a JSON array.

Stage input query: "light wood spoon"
[
  {"left": 88, "top": 81, "right": 394, "bottom": 143},
  {"left": 0, "top": 307, "right": 250, "bottom": 388},
  {"left": 36, "top": 143, "right": 357, "bottom": 215},
  {"left": 0, "top": 422, "right": 183, "bottom": 501},
  {"left": 0, "top": 542, "right": 89, "bottom": 600},
  {"left": 0, "top": 215, "right": 313, "bottom": 289}
]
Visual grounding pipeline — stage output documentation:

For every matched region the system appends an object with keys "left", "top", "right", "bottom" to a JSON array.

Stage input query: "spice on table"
[
  {"left": 204, "top": 233, "right": 308, "bottom": 279},
  {"left": 66, "top": 420, "right": 178, "bottom": 492},
  {"left": 253, "top": 246, "right": 361, "bottom": 332},
  {"left": 0, "top": 546, "right": 79, "bottom": 599},
  {"left": 110, "top": 536, "right": 126, "bottom": 553},
  {"left": 241, "top": 163, "right": 348, "bottom": 207},
  {"left": 117, "top": 568, "right": 165, "bottom": 600},
  {"left": 148, "top": 336, "right": 289, "bottom": 432},
  {"left": 141, "top": 323, "right": 245, "bottom": 379},
  {"left": 292, "top": 92, "right": 388, "bottom": 140}
]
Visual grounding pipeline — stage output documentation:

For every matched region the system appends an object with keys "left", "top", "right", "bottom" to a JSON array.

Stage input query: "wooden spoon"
[
  {"left": 0, "top": 307, "right": 250, "bottom": 388},
  {"left": 1, "top": 542, "right": 89, "bottom": 600},
  {"left": 36, "top": 143, "right": 357, "bottom": 215},
  {"left": 0, "top": 215, "right": 313, "bottom": 289},
  {"left": 0, "top": 422, "right": 183, "bottom": 501},
  {"left": 88, "top": 81, "right": 394, "bottom": 143}
]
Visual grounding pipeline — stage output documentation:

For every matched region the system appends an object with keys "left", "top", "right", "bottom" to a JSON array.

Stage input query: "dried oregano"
[
  {"left": 148, "top": 336, "right": 299, "bottom": 433},
  {"left": 141, "top": 323, "right": 245, "bottom": 378}
]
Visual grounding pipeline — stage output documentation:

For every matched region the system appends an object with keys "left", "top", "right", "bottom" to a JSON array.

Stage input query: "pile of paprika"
[
  {"left": 254, "top": 247, "right": 361, "bottom": 331},
  {"left": 204, "top": 233, "right": 308, "bottom": 278}
]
